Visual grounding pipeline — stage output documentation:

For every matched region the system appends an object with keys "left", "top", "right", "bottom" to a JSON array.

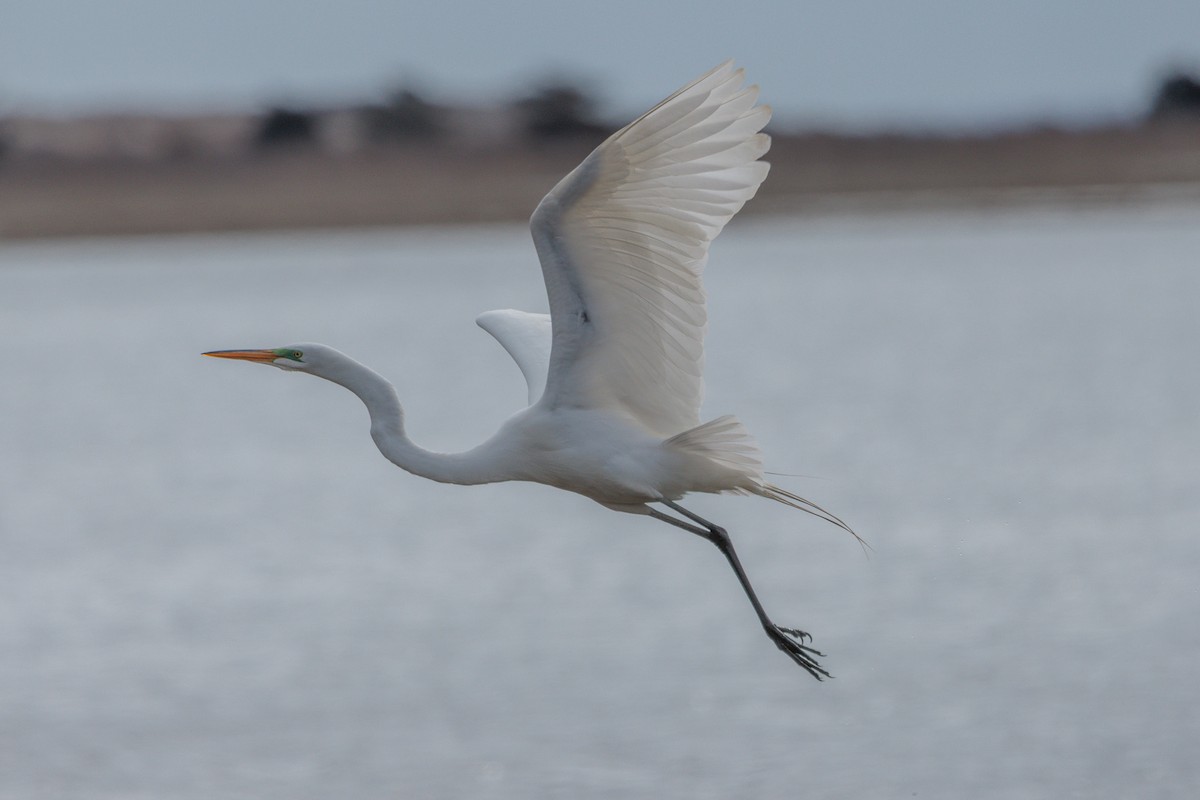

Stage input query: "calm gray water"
[{"left": 1, "top": 204, "right": 1198, "bottom": 799}]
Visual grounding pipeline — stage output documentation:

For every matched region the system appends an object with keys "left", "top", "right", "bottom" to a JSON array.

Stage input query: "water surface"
[{"left": 1, "top": 205, "right": 1198, "bottom": 798}]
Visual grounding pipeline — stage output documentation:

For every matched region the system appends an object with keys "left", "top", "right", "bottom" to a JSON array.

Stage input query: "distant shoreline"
[{"left": 3, "top": 123, "right": 1198, "bottom": 241}]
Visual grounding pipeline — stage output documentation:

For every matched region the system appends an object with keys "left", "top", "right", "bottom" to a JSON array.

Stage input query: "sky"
[{"left": 2, "top": 0, "right": 1199, "bottom": 131}]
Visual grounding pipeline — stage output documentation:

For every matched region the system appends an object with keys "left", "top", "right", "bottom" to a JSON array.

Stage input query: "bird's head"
[
  {"left": 203, "top": 343, "right": 328, "bottom": 373},
  {"left": 205, "top": 342, "right": 379, "bottom": 399}
]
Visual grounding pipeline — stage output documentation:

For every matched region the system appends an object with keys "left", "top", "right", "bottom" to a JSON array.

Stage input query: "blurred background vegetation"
[{"left": 1, "top": 69, "right": 1198, "bottom": 240}]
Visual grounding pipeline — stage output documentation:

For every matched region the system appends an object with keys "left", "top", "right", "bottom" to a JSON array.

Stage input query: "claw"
[
  {"left": 778, "top": 626, "right": 812, "bottom": 643},
  {"left": 767, "top": 625, "right": 831, "bottom": 680}
]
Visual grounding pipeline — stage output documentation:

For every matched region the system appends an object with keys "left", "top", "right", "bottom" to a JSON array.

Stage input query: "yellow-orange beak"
[{"left": 202, "top": 349, "right": 279, "bottom": 363}]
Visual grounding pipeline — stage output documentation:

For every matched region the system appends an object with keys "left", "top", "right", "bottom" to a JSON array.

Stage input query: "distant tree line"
[
  {"left": 360, "top": 88, "right": 443, "bottom": 142},
  {"left": 256, "top": 108, "right": 317, "bottom": 147},
  {"left": 255, "top": 78, "right": 609, "bottom": 150},
  {"left": 3, "top": 69, "right": 1196, "bottom": 164},
  {"left": 515, "top": 83, "right": 607, "bottom": 139},
  {"left": 251, "top": 69, "right": 1200, "bottom": 152},
  {"left": 1150, "top": 71, "right": 1200, "bottom": 121}
]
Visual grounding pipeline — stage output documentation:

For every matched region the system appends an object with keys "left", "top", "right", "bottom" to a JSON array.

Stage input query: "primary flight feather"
[{"left": 206, "top": 61, "right": 855, "bottom": 680}]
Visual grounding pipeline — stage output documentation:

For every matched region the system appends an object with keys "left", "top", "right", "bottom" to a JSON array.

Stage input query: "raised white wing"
[
  {"left": 529, "top": 61, "right": 770, "bottom": 437},
  {"left": 476, "top": 309, "right": 552, "bottom": 405}
]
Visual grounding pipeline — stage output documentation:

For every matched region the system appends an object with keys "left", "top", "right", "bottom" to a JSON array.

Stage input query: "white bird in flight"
[{"left": 205, "top": 61, "right": 856, "bottom": 680}]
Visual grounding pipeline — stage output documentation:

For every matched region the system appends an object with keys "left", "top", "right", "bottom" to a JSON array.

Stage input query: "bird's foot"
[{"left": 766, "top": 624, "right": 830, "bottom": 681}]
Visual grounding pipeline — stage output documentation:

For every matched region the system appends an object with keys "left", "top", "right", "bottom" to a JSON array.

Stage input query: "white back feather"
[{"left": 529, "top": 61, "right": 771, "bottom": 436}]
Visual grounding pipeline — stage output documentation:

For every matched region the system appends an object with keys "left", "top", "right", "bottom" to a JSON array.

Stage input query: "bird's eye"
[{"left": 292, "top": 351, "right": 303, "bottom": 361}]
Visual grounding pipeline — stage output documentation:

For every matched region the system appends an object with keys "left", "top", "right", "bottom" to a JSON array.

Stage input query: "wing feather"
[
  {"left": 475, "top": 310, "right": 552, "bottom": 405},
  {"left": 530, "top": 62, "right": 771, "bottom": 435}
]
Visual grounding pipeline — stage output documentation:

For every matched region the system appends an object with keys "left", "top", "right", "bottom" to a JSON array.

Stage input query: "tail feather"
[
  {"left": 664, "top": 414, "right": 763, "bottom": 474},
  {"left": 762, "top": 483, "right": 870, "bottom": 552},
  {"left": 666, "top": 415, "right": 866, "bottom": 550}
]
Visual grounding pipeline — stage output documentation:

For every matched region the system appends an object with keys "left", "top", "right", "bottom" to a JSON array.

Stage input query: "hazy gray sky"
[{"left": 3, "top": 0, "right": 1198, "bottom": 129}]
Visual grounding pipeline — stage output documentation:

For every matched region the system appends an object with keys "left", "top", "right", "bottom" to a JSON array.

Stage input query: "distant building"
[{"left": 2, "top": 113, "right": 257, "bottom": 161}]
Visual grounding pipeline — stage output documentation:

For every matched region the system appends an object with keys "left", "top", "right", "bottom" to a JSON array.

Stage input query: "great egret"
[{"left": 205, "top": 61, "right": 856, "bottom": 680}]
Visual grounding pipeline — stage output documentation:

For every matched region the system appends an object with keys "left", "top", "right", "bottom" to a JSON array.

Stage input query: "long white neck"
[{"left": 313, "top": 350, "right": 501, "bottom": 486}]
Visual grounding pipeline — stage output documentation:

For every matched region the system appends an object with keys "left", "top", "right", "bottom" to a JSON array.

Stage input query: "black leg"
[{"left": 647, "top": 500, "right": 830, "bottom": 681}]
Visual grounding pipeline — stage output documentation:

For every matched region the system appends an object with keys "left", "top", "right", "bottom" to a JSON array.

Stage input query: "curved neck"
[{"left": 317, "top": 354, "right": 499, "bottom": 486}]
